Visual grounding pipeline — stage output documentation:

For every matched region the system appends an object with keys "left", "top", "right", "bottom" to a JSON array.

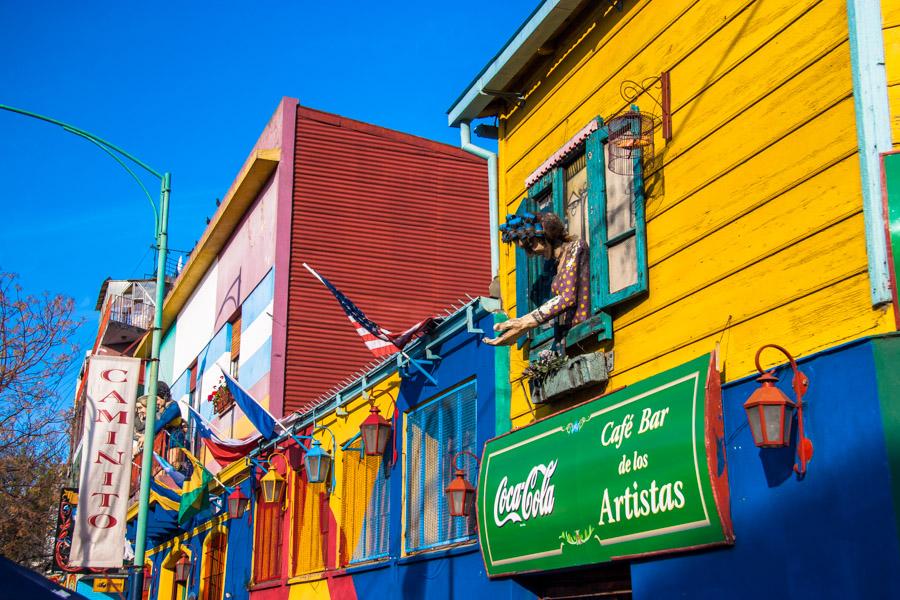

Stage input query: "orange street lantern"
[
  {"left": 227, "top": 487, "right": 250, "bottom": 519},
  {"left": 173, "top": 555, "right": 190, "bottom": 584},
  {"left": 745, "top": 344, "right": 814, "bottom": 476},
  {"left": 360, "top": 405, "right": 392, "bottom": 456},
  {"left": 744, "top": 371, "right": 796, "bottom": 448},
  {"left": 445, "top": 467, "right": 476, "bottom": 518}
]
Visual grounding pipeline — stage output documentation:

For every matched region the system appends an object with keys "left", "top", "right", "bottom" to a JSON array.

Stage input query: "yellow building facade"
[{"left": 475, "top": 0, "right": 900, "bottom": 427}]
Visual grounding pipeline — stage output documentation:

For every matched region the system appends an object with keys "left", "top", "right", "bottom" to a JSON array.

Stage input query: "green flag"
[{"left": 178, "top": 448, "right": 212, "bottom": 524}]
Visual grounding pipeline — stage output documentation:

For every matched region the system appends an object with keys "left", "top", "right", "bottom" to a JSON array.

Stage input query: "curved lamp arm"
[
  {"left": 753, "top": 344, "right": 813, "bottom": 476},
  {"left": 452, "top": 450, "right": 480, "bottom": 472}
]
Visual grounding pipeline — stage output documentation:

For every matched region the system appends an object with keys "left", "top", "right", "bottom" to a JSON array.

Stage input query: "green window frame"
[{"left": 515, "top": 114, "right": 648, "bottom": 352}]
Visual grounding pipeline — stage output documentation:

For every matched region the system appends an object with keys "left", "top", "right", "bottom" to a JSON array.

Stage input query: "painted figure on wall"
[{"left": 486, "top": 212, "right": 590, "bottom": 346}]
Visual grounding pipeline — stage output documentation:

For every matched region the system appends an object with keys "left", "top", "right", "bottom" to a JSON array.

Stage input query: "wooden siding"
[
  {"left": 886, "top": 0, "right": 900, "bottom": 147},
  {"left": 284, "top": 107, "right": 489, "bottom": 413},
  {"left": 497, "top": 0, "right": 895, "bottom": 427}
]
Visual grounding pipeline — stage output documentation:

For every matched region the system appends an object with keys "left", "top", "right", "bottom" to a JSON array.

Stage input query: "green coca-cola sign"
[{"left": 477, "top": 353, "right": 733, "bottom": 577}]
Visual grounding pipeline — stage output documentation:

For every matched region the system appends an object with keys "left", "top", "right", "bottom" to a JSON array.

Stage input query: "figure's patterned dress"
[{"left": 531, "top": 239, "right": 591, "bottom": 327}]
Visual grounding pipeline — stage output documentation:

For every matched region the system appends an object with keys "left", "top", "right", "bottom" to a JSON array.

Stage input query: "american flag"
[{"left": 303, "top": 263, "right": 439, "bottom": 357}]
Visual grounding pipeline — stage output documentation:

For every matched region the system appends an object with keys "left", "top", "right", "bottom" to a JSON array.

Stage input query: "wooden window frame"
[
  {"left": 252, "top": 498, "right": 283, "bottom": 584},
  {"left": 229, "top": 311, "right": 241, "bottom": 380},
  {"left": 340, "top": 440, "right": 391, "bottom": 566},
  {"left": 290, "top": 468, "right": 327, "bottom": 576},
  {"left": 199, "top": 529, "right": 227, "bottom": 600},
  {"left": 403, "top": 380, "right": 478, "bottom": 554},
  {"left": 515, "top": 115, "right": 648, "bottom": 356}
]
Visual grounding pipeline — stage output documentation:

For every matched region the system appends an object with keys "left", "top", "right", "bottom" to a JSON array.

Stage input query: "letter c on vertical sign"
[{"left": 101, "top": 369, "right": 128, "bottom": 383}]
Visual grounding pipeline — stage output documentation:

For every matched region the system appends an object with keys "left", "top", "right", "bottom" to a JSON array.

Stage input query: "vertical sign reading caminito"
[
  {"left": 70, "top": 355, "right": 140, "bottom": 568},
  {"left": 477, "top": 353, "right": 733, "bottom": 577}
]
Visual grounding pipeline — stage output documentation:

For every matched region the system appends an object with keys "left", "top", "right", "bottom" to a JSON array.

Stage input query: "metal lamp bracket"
[
  {"left": 617, "top": 72, "right": 672, "bottom": 141},
  {"left": 754, "top": 344, "right": 813, "bottom": 477}
]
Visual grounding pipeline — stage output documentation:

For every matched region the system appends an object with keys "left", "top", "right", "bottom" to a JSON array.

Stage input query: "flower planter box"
[{"left": 531, "top": 352, "right": 609, "bottom": 404}]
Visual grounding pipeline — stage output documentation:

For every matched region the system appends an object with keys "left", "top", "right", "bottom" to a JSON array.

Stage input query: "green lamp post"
[{"left": 0, "top": 104, "right": 170, "bottom": 598}]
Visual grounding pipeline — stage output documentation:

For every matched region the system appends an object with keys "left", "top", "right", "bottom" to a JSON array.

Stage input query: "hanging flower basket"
[
  {"left": 527, "top": 351, "right": 609, "bottom": 404},
  {"left": 208, "top": 376, "right": 234, "bottom": 415}
]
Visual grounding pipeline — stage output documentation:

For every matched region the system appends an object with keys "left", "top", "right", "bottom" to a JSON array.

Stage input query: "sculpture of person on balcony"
[{"left": 485, "top": 212, "right": 590, "bottom": 346}]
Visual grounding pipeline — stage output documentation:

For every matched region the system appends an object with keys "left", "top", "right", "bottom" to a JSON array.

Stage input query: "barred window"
[
  {"left": 291, "top": 476, "right": 326, "bottom": 575},
  {"left": 341, "top": 441, "right": 390, "bottom": 564},
  {"left": 200, "top": 531, "right": 226, "bottom": 600},
  {"left": 252, "top": 500, "right": 282, "bottom": 583},
  {"left": 405, "top": 381, "right": 477, "bottom": 553}
]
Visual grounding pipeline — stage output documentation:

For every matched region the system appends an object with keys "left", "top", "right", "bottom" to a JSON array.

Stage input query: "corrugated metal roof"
[{"left": 283, "top": 107, "right": 491, "bottom": 413}]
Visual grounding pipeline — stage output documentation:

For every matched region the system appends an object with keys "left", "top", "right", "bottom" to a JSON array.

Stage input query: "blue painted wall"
[
  {"left": 336, "top": 310, "right": 533, "bottom": 600},
  {"left": 631, "top": 339, "right": 900, "bottom": 599}
]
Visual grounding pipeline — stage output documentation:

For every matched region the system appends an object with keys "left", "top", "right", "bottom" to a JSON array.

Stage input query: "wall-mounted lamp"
[
  {"left": 360, "top": 404, "right": 393, "bottom": 457},
  {"left": 302, "top": 439, "right": 333, "bottom": 485},
  {"left": 445, "top": 451, "right": 479, "bottom": 518},
  {"left": 173, "top": 554, "right": 191, "bottom": 584},
  {"left": 226, "top": 487, "right": 250, "bottom": 519},
  {"left": 744, "top": 344, "right": 813, "bottom": 475},
  {"left": 252, "top": 452, "right": 289, "bottom": 504}
]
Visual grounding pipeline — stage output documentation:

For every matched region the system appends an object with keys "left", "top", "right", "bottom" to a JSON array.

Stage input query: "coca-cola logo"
[{"left": 493, "top": 460, "right": 557, "bottom": 527}]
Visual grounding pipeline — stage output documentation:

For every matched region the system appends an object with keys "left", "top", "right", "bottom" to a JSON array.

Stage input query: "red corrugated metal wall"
[{"left": 283, "top": 107, "right": 490, "bottom": 413}]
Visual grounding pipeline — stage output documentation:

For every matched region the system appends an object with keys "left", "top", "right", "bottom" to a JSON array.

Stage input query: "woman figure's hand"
[{"left": 483, "top": 314, "right": 539, "bottom": 346}]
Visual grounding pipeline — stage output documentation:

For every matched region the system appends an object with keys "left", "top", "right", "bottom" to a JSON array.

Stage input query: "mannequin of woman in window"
[{"left": 485, "top": 212, "right": 590, "bottom": 346}]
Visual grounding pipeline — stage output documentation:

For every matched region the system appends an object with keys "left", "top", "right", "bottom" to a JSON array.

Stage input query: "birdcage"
[{"left": 606, "top": 110, "right": 658, "bottom": 176}]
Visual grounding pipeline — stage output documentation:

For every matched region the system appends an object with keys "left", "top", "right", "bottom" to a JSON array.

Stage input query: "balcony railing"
[
  {"left": 107, "top": 294, "right": 154, "bottom": 330},
  {"left": 129, "top": 430, "right": 183, "bottom": 502}
]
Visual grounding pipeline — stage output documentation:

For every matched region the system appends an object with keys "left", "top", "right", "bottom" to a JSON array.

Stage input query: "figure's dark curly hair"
[
  {"left": 538, "top": 212, "right": 571, "bottom": 248},
  {"left": 500, "top": 211, "right": 571, "bottom": 250}
]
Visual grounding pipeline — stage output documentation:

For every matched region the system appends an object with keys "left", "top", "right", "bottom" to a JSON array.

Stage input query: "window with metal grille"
[
  {"left": 252, "top": 499, "right": 282, "bottom": 583},
  {"left": 405, "top": 380, "right": 477, "bottom": 553},
  {"left": 200, "top": 531, "right": 226, "bottom": 600},
  {"left": 290, "top": 476, "right": 326, "bottom": 575},
  {"left": 340, "top": 441, "right": 390, "bottom": 564}
]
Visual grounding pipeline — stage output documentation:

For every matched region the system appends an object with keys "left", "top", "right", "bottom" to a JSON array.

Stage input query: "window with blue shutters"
[
  {"left": 404, "top": 381, "right": 477, "bottom": 553},
  {"left": 515, "top": 114, "right": 648, "bottom": 353},
  {"left": 341, "top": 440, "right": 390, "bottom": 564}
]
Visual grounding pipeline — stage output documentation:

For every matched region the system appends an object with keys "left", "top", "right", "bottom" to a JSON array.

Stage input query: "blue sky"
[{"left": 0, "top": 1, "right": 533, "bottom": 393}]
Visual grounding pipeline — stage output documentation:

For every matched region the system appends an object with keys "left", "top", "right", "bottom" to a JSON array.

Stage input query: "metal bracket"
[
  {"left": 341, "top": 432, "right": 364, "bottom": 456},
  {"left": 481, "top": 88, "right": 525, "bottom": 107},
  {"left": 425, "top": 347, "right": 442, "bottom": 361},
  {"left": 334, "top": 391, "right": 348, "bottom": 417},
  {"left": 465, "top": 305, "right": 484, "bottom": 334}
]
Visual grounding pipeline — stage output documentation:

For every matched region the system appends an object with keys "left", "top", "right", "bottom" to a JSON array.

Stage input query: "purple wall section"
[
  {"left": 269, "top": 97, "right": 298, "bottom": 419},
  {"left": 214, "top": 176, "right": 277, "bottom": 331},
  {"left": 212, "top": 99, "right": 285, "bottom": 333}
]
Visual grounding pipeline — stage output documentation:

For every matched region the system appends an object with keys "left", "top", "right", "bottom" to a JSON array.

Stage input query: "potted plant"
[
  {"left": 524, "top": 348, "right": 609, "bottom": 404},
  {"left": 208, "top": 376, "right": 234, "bottom": 415}
]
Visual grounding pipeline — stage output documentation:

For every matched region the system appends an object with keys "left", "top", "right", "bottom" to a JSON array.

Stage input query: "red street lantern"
[
  {"left": 745, "top": 344, "right": 814, "bottom": 475},
  {"left": 360, "top": 405, "right": 392, "bottom": 457},
  {"left": 227, "top": 487, "right": 250, "bottom": 519},
  {"left": 445, "top": 467, "right": 476, "bottom": 517},
  {"left": 173, "top": 554, "right": 191, "bottom": 584},
  {"left": 445, "top": 450, "right": 479, "bottom": 517},
  {"left": 744, "top": 372, "right": 796, "bottom": 448}
]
